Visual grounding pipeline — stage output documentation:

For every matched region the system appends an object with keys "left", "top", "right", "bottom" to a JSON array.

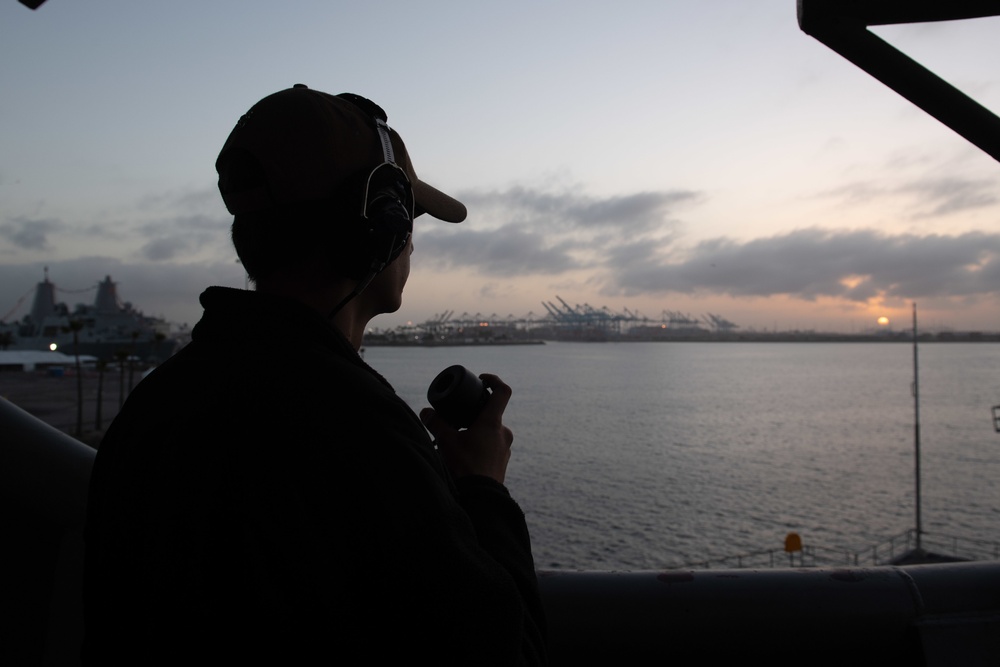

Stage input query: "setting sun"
[{"left": 877, "top": 316, "right": 890, "bottom": 326}]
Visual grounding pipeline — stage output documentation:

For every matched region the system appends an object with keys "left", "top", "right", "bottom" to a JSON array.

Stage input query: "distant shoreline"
[
  {"left": 362, "top": 332, "right": 1000, "bottom": 346},
  {"left": 363, "top": 339, "right": 545, "bottom": 347}
]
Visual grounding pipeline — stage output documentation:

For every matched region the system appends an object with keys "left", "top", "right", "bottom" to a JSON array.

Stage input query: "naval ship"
[{"left": 0, "top": 271, "right": 177, "bottom": 363}]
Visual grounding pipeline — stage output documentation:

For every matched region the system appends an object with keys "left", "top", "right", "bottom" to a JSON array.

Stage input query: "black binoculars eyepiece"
[{"left": 427, "top": 365, "right": 490, "bottom": 429}]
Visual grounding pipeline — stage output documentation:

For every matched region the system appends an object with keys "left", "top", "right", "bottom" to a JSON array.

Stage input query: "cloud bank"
[
  {"left": 417, "top": 184, "right": 1000, "bottom": 308},
  {"left": 2, "top": 182, "right": 998, "bottom": 330}
]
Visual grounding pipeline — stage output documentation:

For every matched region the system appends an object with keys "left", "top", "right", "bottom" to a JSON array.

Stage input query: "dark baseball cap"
[{"left": 216, "top": 84, "right": 466, "bottom": 223}]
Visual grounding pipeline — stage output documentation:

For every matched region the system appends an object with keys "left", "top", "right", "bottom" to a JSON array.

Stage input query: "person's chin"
[{"left": 379, "top": 295, "right": 403, "bottom": 315}]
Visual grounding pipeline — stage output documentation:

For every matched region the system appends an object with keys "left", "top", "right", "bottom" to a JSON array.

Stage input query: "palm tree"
[
  {"left": 115, "top": 348, "right": 129, "bottom": 410},
  {"left": 153, "top": 331, "right": 166, "bottom": 363},
  {"left": 62, "top": 319, "right": 85, "bottom": 439},
  {"left": 95, "top": 359, "right": 107, "bottom": 432},
  {"left": 128, "top": 330, "right": 139, "bottom": 393}
]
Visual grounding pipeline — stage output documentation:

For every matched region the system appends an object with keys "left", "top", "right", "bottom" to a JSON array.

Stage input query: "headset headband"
[{"left": 375, "top": 118, "right": 396, "bottom": 164}]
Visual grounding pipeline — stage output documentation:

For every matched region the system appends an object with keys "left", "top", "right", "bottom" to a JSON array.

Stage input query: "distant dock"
[
  {"left": 0, "top": 367, "right": 141, "bottom": 447},
  {"left": 363, "top": 335, "right": 545, "bottom": 347}
]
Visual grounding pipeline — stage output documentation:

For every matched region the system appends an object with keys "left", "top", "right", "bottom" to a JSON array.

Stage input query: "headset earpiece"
[
  {"left": 361, "top": 163, "right": 413, "bottom": 272},
  {"left": 335, "top": 95, "right": 415, "bottom": 275},
  {"left": 326, "top": 94, "right": 416, "bottom": 317}
]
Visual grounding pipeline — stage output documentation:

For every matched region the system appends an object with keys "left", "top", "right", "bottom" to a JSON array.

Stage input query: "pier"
[{"left": 365, "top": 297, "right": 998, "bottom": 345}]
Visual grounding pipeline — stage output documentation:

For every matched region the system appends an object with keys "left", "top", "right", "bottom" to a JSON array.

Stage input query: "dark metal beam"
[
  {"left": 798, "top": 0, "right": 1000, "bottom": 163},
  {"left": 799, "top": 0, "right": 1000, "bottom": 28}
]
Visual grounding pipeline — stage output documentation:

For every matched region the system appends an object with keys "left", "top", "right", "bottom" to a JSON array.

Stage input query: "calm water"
[{"left": 364, "top": 342, "right": 1000, "bottom": 570}]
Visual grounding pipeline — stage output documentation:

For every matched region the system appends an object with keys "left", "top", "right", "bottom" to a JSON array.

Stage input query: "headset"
[
  {"left": 337, "top": 93, "right": 414, "bottom": 277},
  {"left": 329, "top": 93, "right": 415, "bottom": 317}
]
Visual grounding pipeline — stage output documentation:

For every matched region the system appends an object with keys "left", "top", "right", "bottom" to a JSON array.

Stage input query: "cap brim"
[{"left": 413, "top": 180, "right": 466, "bottom": 223}]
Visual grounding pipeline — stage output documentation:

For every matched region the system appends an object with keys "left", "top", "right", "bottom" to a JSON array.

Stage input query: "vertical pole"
[
  {"left": 73, "top": 326, "right": 83, "bottom": 439},
  {"left": 912, "top": 303, "right": 922, "bottom": 551}
]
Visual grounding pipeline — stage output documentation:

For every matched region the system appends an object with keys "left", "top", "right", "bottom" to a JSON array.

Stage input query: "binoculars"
[{"left": 427, "top": 365, "right": 490, "bottom": 429}]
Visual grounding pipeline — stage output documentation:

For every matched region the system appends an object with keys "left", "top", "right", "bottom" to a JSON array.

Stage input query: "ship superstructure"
[{"left": 1, "top": 271, "right": 176, "bottom": 362}]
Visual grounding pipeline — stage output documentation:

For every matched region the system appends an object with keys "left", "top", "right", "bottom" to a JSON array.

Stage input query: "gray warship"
[{"left": 0, "top": 271, "right": 177, "bottom": 363}]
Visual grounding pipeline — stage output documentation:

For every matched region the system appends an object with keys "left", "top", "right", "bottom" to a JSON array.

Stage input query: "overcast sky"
[{"left": 2, "top": 1, "right": 999, "bottom": 333}]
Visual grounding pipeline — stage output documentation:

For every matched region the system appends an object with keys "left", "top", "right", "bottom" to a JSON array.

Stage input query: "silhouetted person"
[{"left": 83, "top": 84, "right": 546, "bottom": 665}]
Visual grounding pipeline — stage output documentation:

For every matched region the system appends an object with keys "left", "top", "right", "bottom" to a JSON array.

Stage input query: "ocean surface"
[{"left": 363, "top": 341, "right": 1000, "bottom": 570}]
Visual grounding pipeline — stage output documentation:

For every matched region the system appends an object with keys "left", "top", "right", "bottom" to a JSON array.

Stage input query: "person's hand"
[{"left": 420, "top": 373, "right": 514, "bottom": 484}]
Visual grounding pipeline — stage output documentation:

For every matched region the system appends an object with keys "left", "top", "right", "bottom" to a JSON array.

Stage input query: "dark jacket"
[{"left": 83, "top": 287, "right": 546, "bottom": 665}]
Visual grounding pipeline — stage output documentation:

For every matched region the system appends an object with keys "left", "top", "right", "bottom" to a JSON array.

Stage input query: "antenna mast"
[{"left": 912, "top": 302, "right": 922, "bottom": 551}]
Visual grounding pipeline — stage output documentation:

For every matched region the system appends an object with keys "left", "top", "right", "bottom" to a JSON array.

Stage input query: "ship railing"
[
  {"left": 675, "top": 529, "right": 1000, "bottom": 570},
  {"left": 838, "top": 529, "right": 1000, "bottom": 566}
]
